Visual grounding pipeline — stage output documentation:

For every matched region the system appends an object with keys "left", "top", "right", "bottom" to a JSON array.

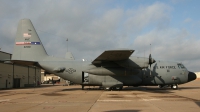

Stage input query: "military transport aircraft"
[{"left": 11, "top": 19, "right": 196, "bottom": 90}]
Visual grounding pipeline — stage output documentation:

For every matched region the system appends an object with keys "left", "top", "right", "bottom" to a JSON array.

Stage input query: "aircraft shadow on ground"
[
  {"left": 61, "top": 86, "right": 200, "bottom": 94},
  {"left": 62, "top": 88, "right": 83, "bottom": 91},
  {"left": 62, "top": 86, "right": 174, "bottom": 93},
  {"left": 195, "top": 101, "right": 200, "bottom": 107},
  {"left": 105, "top": 110, "right": 140, "bottom": 112},
  {"left": 122, "top": 87, "right": 175, "bottom": 94},
  {"left": 41, "top": 92, "right": 66, "bottom": 96},
  {"left": 177, "top": 87, "right": 200, "bottom": 90}
]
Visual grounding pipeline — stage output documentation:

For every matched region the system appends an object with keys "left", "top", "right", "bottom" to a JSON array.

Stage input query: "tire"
[{"left": 171, "top": 84, "right": 178, "bottom": 90}]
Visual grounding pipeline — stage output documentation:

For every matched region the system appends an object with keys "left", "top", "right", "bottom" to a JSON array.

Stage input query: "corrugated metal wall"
[
  {"left": 0, "top": 51, "right": 11, "bottom": 60},
  {"left": 0, "top": 63, "right": 13, "bottom": 88},
  {"left": 0, "top": 63, "right": 41, "bottom": 89},
  {"left": 0, "top": 51, "right": 41, "bottom": 89}
]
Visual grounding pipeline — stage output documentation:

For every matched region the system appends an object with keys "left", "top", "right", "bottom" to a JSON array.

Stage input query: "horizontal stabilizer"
[{"left": 10, "top": 60, "right": 39, "bottom": 66}]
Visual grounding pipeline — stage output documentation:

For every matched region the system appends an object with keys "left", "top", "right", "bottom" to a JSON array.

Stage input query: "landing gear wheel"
[
  {"left": 171, "top": 84, "right": 178, "bottom": 90},
  {"left": 104, "top": 87, "right": 111, "bottom": 91},
  {"left": 82, "top": 85, "right": 84, "bottom": 90},
  {"left": 158, "top": 85, "right": 164, "bottom": 88}
]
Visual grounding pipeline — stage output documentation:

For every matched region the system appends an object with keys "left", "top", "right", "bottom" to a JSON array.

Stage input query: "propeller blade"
[
  {"left": 150, "top": 64, "right": 151, "bottom": 76},
  {"left": 149, "top": 54, "right": 156, "bottom": 65},
  {"left": 149, "top": 54, "right": 156, "bottom": 76}
]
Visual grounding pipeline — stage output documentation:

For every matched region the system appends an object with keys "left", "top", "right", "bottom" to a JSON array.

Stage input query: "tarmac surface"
[{"left": 0, "top": 80, "right": 200, "bottom": 112}]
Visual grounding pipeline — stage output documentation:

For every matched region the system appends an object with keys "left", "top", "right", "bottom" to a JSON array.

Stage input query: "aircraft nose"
[{"left": 188, "top": 71, "right": 197, "bottom": 82}]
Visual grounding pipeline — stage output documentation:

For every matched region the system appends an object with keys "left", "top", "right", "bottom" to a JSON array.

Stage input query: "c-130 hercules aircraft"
[{"left": 11, "top": 19, "right": 196, "bottom": 90}]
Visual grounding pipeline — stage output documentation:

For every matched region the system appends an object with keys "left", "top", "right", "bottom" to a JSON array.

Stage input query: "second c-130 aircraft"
[{"left": 11, "top": 19, "right": 197, "bottom": 90}]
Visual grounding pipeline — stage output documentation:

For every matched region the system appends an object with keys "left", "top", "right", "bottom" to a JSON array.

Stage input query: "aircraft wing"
[{"left": 92, "top": 49, "right": 134, "bottom": 64}]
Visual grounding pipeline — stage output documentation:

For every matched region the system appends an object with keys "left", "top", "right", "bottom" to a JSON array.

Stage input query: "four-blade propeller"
[{"left": 149, "top": 54, "right": 156, "bottom": 75}]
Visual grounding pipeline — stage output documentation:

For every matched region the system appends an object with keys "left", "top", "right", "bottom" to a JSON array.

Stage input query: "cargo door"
[{"left": 82, "top": 72, "right": 89, "bottom": 84}]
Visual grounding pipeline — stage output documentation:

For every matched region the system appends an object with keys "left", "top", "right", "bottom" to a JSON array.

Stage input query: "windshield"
[{"left": 177, "top": 63, "right": 185, "bottom": 69}]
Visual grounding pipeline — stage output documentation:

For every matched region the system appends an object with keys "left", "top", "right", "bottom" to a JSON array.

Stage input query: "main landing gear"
[
  {"left": 158, "top": 84, "right": 178, "bottom": 90},
  {"left": 81, "top": 85, "right": 123, "bottom": 90},
  {"left": 104, "top": 87, "right": 123, "bottom": 91}
]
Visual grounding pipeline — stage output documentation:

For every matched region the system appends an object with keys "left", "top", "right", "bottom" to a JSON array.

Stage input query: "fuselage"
[{"left": 38, "top": 56, "right": 196, "bottom": 87}]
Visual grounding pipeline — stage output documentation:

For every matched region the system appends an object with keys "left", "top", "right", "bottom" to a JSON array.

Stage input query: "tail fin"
[{"left": 12, "top": 19, "right": 48, "bottom": 61}]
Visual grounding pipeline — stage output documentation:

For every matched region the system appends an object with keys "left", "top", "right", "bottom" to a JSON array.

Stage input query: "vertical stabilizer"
[
  {"left": 12, "top": 19, "right": 48, "bottom": 61},
  {"left": 65, "top": 52, "right": 75, "bottom": 60}
]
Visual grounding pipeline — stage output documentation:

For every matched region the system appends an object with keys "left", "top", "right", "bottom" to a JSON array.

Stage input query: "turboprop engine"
[{"left": 84, "top": 67, "right": 140, "bottom": 75}]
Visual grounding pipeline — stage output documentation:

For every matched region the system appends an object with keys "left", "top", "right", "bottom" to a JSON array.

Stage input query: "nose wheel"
[{"left": 171, "top": 84, "right": 178, "bottom": 90}]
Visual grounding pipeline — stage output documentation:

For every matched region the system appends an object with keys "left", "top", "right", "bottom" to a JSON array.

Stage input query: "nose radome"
[{"left": 188, "top": 72, "right": 197, "bottom": 82}]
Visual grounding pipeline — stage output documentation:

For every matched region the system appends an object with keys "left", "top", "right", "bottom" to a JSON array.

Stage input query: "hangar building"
[{"left": 0, "top": 51, "right": 41, "bottom": 89}]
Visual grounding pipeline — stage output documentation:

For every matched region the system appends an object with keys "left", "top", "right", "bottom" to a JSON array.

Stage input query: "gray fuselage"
[{"left": 39, "top": 57, "right": 192, "bottom": 87}]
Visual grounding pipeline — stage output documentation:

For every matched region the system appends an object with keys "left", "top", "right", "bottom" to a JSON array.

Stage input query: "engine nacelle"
[
  {"left": 116, "top": 57, "right": 149, "bottom": 69},
  {"left": 84, "top": 67, "right": 139, "bottom": 75}
]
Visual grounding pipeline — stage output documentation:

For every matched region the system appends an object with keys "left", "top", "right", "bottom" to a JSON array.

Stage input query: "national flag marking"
[{"left": 16, "top": 42, "right": 41, "bottom": 45}]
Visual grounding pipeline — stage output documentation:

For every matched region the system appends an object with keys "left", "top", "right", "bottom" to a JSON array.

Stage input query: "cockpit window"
[{"left": 177, "top": 63, "right": 185, "bottom": 69}]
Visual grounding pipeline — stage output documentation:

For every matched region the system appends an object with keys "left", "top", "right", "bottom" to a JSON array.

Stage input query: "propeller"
[{"left": 149, "top": 54, "right": 156, "bottom": 75}]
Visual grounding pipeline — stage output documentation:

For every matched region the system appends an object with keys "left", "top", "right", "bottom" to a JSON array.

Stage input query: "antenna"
[{"left": 66, "top": 38, "right": 68, "bottom": 52}]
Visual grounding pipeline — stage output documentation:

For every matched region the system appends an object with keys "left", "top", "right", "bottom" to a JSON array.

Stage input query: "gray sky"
[{"left": 0, "top": 0, "right": 200, "bottom": 72}]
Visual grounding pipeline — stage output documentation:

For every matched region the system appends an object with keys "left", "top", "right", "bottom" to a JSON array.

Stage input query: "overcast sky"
[{"left": 0, "top": 0, "right": 200, "bottom": 72}]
